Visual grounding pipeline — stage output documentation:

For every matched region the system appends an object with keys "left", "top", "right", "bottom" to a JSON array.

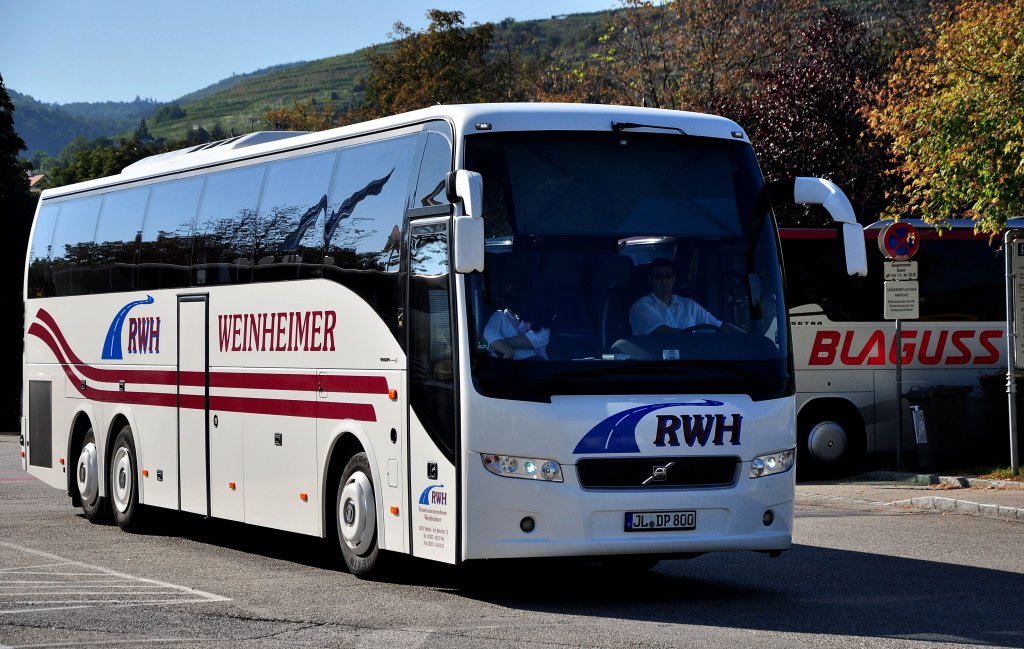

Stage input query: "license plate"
[{"left": 625, "top": 510, "right": 696, "bottom": 532}]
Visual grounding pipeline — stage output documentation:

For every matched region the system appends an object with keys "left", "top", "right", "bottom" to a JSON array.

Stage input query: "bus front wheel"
[
  {"left": 76, "top": 428, "right": 108, "bottom": 523},
  {"left": 335, "top": 452, "right": 381, "bottom": 577}
]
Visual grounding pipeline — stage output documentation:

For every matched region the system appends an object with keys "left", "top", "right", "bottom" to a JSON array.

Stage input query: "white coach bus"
[
  {"left": 21, "top": 103, "right": 865, "bottom": 576},
  {"left": 782, "top": 220, "right": 1015, "bottom": 477}
]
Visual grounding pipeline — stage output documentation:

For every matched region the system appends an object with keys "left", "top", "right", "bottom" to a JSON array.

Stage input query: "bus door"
[
  {"left": 406, "top": 219, "right": 459, "bottom": 564},
  {"left": 177, "top": 294, "right": 210, "bottom": 516}
]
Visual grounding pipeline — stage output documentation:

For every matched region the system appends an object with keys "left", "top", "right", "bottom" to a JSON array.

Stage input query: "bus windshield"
[{"left": 464, "top": 131, "right": 789, "bottom": 402}]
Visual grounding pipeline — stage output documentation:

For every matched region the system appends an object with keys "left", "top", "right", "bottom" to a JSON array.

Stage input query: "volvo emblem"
[{"left": 642, "top": 461, "right": 676, "bottom": 485}]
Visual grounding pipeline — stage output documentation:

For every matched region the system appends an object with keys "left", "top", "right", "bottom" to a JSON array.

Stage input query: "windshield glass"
[{"left": 464, "top": 131, "right": 790, "bottom": 402}]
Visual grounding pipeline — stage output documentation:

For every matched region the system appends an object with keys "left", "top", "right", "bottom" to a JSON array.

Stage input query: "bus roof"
[
  {"left": 39, "top": 103, "right": 747, "bottom": 200},
  {"left": 782, "top": 218, "right": 1024, "bottom": 238}
]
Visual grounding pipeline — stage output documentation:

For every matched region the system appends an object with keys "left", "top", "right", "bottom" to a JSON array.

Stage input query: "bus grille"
[{"left": 576, "top": 457, "right": 739, "bottom": 488}]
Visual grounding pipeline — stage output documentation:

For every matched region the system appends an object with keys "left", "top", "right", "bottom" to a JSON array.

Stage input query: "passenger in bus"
[
  {"left": 484, "top": 282, "right": 550, "bottom": 360},
  {"left": 629, "top": 258, "right": 722, "bottom": 335}
]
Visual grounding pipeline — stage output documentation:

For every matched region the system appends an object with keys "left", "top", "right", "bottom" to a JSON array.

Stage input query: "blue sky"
[{"left": 0, "top": 0, "right": 618, "bottom": 104}]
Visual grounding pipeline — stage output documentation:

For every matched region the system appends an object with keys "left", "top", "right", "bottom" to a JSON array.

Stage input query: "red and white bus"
[
  {"left": 782, "top": 219, "right": 1012, "bottom": 476},
  {"left": 21, "top": 103, "right": 864, "bottom": 576}
]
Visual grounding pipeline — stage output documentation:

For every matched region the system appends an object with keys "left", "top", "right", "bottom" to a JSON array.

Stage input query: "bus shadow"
[
  {"left": 116, "top": 513, "right": 1023, "bottom": 647},
  {"left": 450, "top": 546, "right": 1024, "bottom": 647}
]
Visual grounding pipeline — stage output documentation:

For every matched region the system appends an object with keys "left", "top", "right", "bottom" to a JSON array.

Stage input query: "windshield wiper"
[{"left": 611, "top": 121, "right": 687, "bottom": 136}]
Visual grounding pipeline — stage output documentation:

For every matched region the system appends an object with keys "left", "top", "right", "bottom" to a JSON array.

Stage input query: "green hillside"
[
  {"left": 147, "top": 48, "right": 376, "bottom": 140},
  {"left": 146, "top": 10, "right": 613, "bottom": 140}
]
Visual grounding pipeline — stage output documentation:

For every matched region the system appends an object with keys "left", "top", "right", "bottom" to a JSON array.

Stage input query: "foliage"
[
  {"left": 594, "top": 0, "right": 815, "bottom": 111},
  {"left": 265, "top": 98, "right": 339, "bottom": 132},
  {"left": 9, "top": 90, "right": 164, "bottom": 158},
  {"left": 47, "top": 134, "right": 178, "bottom": 187},
  {"left": 869, "top": 0, "right": 1024, "bottom": 233},
  {"left": 356, "top": 10, "right": 508, "bottom": 120},
  {"left": 0, "top": 74, "right": 36, "bottom": 428},
  {"left": 731, "top": 8, "right": 896, "bottom": 224}
]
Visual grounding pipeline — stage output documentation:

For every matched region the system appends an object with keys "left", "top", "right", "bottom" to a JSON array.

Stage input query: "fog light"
[
  {"left": 520, "top": 516, "right": 536, "bottom": 533},
  {"left": 762, "top": 510, "right": 774, "bottom": 526}
]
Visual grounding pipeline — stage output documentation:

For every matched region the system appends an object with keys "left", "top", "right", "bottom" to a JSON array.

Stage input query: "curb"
[
  {"left": 888, "top": 496, "right": 1024, "bottom": 522},
  {"left": 850, "top": 471, "right": 1024, "bottom": 522}
]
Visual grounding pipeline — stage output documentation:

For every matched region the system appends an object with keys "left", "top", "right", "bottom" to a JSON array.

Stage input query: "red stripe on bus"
[
  {"left": 28, "top": 324, "right": 377, "bottom": 422},
  {"left": 33, "top": 308, "right": 390, "bottom": 396}
]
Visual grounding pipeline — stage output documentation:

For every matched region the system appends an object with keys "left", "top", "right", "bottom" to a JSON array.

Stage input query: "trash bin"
[{"left": 903, "top": 385, "right": 972, "bottom": 471}]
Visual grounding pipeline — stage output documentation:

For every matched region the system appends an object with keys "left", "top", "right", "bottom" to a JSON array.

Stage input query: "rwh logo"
[
  {"left": 102, "top": 296, "right": 159, "bottom": 360},
  {"left": 573, "top": 401, "right": 741, "bottom": 454},
  {"left": 418, "top": 484, "right": 446, "bottom": 506},
  {"left": 654, "top": 414, "right": 742, "bottom": 447}
]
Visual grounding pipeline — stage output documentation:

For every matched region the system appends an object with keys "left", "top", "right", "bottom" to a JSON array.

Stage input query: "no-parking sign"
[{"left": 878, "top": 221, "right": 919, "bottom": 260}]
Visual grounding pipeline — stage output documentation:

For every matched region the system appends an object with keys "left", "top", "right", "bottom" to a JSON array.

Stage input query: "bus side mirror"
[
  {"left": 448, "top": 170, "right": 485, "bottom": 273},
  {"left": 771, "top": 177, "right": 868, "bottom": 277}
]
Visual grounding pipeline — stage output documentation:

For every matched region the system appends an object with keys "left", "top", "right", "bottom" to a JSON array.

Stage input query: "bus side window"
[
  {"left": 193, "top": 166, "right": 265, "bottom": 287},
  {"left": 251, "top": 151, "right": 335, "bottom": 283},
  {"left": 92, "top": 187, "right": 147, "bottom": 294},
  {"left": 324, "top": 136, "right": 418, "bottom": 337},
  {"left": 138, "top": 178, "right": 202, "bottom": 291},
  {"left": 26, "top": 204, "right": 60, "bottom": 298},
  {"left": 49, "top": 196, "right": 102, "bottom": 297},
  {"left": 414, "top": 131, "right": 453, "bottom": 208}
]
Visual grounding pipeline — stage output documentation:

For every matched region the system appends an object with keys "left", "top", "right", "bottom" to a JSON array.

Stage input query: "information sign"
[
  {"left": 883, "top": 260, "right": 918, "bottom": 281},
  {"left": 884, "top": 280, "right": 919, "bottom": 320},
  {"left": 1013, "top": 239, "right": 1024, "bottom": 365}
]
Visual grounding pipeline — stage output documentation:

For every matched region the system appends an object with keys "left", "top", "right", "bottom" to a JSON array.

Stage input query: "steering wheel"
[{"left": 679, "top": 323, "right": 725, "bottom": 334}]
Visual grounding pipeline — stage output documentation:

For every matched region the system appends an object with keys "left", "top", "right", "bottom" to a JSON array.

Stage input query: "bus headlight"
[
  {"left": 750, "top": 449, "right": 795, "bottom": 479},
  {"left": 482, "top": 454, "right": 563, "bottom": 482}
]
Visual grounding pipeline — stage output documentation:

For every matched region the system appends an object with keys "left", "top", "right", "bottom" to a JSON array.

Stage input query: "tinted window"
[
  {"left": 50, "top": 196, "right": 102, "bottom": 296},
  {"left": 408, "top": 221, "right": 455, "bottom": 460},
  {"left": 92, "top": 187, "right": 148, "bottom": 293},
  {"left": 325, "top": 136, "right": 416, "bottom": 272},
  {"left": 192, "top": 166, "right": 264, "bottom": 286},
  {"left": 323, "top": 135, "right": 418, "bottom": 334},
  {"left": 252, "top": 151, "right": 335, "bottom": 282},
  {"left": 414, "top": 132, "right": 453, "bottom": 208},
  {"left": 464, "top": 132, "right": 788, "bottom": 402},
  {"left": 27, "top": 204, "right": 60, "bottom": 298},
  {"left": 138, "top": 178, "right": 202, "bottom": 290}
]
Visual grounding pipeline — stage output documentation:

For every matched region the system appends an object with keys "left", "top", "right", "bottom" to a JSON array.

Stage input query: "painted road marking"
[{"left": 0, "top": 541, "right": 229, "bottom": 614}]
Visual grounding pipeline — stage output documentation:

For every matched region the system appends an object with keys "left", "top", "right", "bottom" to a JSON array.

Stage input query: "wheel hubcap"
[
  {"left": 338, "top": 470, "right": 376, "bottom": 554},
  {"left": 76, "top": 442, "right": 98, "bottom": 505},
  {"left": 807, "top": 421, "right": 848, "bottom": 463},
  {"left": 111, "top": 446, "right": 132, "bottom": 514}
]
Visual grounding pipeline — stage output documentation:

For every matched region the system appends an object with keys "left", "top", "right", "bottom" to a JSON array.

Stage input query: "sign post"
[
  {"left": 1004, "top": 231, "right": 1022, "bottom": 475},
  {"left": 879, "top": 222, "right": 920, "bottom": 471}
]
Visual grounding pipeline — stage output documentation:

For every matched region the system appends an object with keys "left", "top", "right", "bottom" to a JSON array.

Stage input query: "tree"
[
  {"left": 869, "top": 0, "right": 1024, "bottom": 233},
  {"left": 357, "top": 10, "right": 506, "bottom": 119},
  {"left": 47, "top": 134, "right": 177, "bottom": 187},
  {"left": 264, "top": 98, "right": 337, "bottom": 131},
  {"left": 596, "top": 0, "right": 814, "bottom": 112},
  {"left": 731, "top": 8, "right": 896, "bottom": 224},
  {"left": 0, "top": 73, "right": 36, "bottom": 428}
]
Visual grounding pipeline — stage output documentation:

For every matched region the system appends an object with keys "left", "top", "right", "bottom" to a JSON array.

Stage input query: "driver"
[{"left": 629, "top": 258, "right": 721, "bottom": 335}]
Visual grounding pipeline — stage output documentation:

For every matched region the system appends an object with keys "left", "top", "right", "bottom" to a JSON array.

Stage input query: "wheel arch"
[
  {"left": 66, "top": 409, "right": 97, "bottom": 505},
  {"left": 321, "top": 423, "right": 383, "bottom": 542},
  {"left": 796, "top": 396, "right": 867, "bottom": 474}
]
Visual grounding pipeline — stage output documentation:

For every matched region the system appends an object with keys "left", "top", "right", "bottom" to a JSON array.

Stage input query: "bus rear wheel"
[
  {"left": 335, "top": 452, "right": 381, "bottom": 577},
  {"left": 76, "top": 428, "right": 108, "bottom": 523},
  {"left": 110, "top": 425, "right": 145, "bottom": 531}
]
